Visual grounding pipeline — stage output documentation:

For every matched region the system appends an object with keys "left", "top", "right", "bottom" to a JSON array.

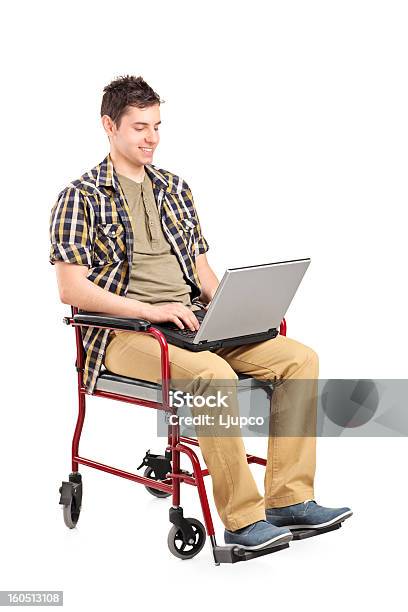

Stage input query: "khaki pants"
[{"left": 103, "top": 330, "right": 319, "bottom": 532}]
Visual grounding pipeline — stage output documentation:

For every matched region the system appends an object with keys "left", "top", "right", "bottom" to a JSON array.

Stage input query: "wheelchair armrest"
[{"left": 64, "top": 311, "right": 152, "bottom": 332}]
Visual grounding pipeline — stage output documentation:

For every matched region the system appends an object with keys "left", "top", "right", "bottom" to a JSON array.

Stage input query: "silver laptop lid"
[{"left": 193, "top": 258, "right": 311, "bottom": 344}]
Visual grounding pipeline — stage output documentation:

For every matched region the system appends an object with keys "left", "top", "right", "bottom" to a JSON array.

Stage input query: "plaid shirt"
[{"left": 49, "top": 153, "right": 209, "bottom": 394}]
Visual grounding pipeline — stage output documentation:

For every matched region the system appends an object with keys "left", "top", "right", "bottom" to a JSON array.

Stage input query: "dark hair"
[{"left": 101, "top": 75, "right": 164, "bottom": 128}]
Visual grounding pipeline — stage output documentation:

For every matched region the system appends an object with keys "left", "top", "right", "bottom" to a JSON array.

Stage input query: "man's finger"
[
  {"left": 188, "top": 315, "right": 199, "bottom": 331},
  {"left": 187, "top": 313, "right": 200, "bottom": 331},
  {"left": 172, "top": 316, "right": 184, "bottom": 329}
]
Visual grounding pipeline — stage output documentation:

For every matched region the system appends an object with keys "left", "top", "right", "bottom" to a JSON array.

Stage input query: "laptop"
[{"left": 152, "top": 258, "right": 311, "bottom": 351}]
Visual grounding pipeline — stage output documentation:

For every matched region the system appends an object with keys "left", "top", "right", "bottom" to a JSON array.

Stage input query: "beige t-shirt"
[{"left": 117, "top": 171, "right": 201, "bottom": 312}]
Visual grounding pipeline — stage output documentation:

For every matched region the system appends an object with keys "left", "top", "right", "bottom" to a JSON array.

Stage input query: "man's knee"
[
  {"left": 304, "top": 345, "right": 319, "bottom": 365},
  {"left": 283, "top": 337, "right": 319, "bottom": 372}
]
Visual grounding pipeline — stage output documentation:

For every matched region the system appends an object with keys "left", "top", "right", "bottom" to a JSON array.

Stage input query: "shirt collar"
[{"left": 95, "top": 153, "right": 183, "bottom": 194}]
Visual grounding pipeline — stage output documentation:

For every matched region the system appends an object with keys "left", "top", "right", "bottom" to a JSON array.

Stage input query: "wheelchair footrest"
[
  {"left": 291, "top": 522, "right": 342, "bottom": 540},
  {"left": 213, "top": 542, "right": 290, "bottom": 564}
]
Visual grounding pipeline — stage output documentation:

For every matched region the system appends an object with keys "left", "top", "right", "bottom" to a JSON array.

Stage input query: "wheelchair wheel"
[
  {"left": 143, "top": 466, "right": 172, "bottom": 498},
  {"left": 59, "top": 475, "right": 82, "bottom": 529},
  {"left": 62, "top": 495, "right": 81, "bottom": 529},
  {"left": 167, "top": 517, "right": 206, "bottom": 559}
]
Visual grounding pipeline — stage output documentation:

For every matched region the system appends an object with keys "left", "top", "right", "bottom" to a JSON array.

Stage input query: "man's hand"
[{"left": 141, "top": 303, "right": 200, "bottom": 331}]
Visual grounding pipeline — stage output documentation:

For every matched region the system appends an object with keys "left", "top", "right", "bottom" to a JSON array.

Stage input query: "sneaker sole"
[
  {"left": 281, "top": 510, "right": 353, "bottom": 530},
  {"left": 231, "top": 531, "right": 293, "bottom": 551}
]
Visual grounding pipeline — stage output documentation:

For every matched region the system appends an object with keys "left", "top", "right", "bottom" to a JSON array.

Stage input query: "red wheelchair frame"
[{"left": 59, "top": 307, "right": 297, "bottom": 564}]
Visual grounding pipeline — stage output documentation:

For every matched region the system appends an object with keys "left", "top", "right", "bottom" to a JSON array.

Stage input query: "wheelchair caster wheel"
[
  {"left": 143, "top": 466, "right": 172, "bottom": 498},
  {"left": 59, "top": 473, "right": 83, "bottom": 529},
  {"left": 167, "top": 517, "right": 206, "bottom": 560}
]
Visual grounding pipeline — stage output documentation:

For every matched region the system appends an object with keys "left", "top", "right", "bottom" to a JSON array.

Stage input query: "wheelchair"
[{"left": 58, "top": 307, "right": 341, "bottom": 565}]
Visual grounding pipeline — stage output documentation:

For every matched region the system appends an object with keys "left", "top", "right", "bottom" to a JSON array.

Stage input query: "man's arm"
[
  {"left": 195, "top": 253, "right": 220, "bottom": 306},
  {"left": 184, "top": 184, "right": 218, "bottom": 306},
  {"left": 54, "top": 262, "right": 200, "bottom": 331},
  {"left": 54, "top": 262, "right": 151, "bottom": 318},
  {"left": 49, "top": 186, "right": 149, "bottom": 319}
]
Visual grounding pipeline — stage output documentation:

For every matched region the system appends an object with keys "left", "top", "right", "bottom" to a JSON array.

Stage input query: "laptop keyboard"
[
  {"left": 178, "top": 328, "right": 198, "bottom": 337},
  {"left": 163, "top": 309, "right": 206, "bottom": 338}
]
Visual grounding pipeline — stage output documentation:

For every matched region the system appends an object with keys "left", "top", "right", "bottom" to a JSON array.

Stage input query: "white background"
[{"left": 1, "top": 0, "right": 407, "bottom": 610}]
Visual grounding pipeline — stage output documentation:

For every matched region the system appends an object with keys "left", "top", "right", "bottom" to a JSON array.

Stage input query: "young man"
[{"left": 49, "top": 75, "right": 352, "bottom": 551}]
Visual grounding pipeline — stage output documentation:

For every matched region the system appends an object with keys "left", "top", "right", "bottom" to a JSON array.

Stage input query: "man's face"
[{"left": 103, "top": 103, "right": 161, "bottom": 166}]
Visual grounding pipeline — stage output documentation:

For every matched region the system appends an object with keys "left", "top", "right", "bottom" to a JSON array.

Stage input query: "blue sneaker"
[
  {"left": 266, "top": 499, "right": 353, "bottom": 530},
  {"left": 224, "top": 520, "right": 293, "bottom": 550}
]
